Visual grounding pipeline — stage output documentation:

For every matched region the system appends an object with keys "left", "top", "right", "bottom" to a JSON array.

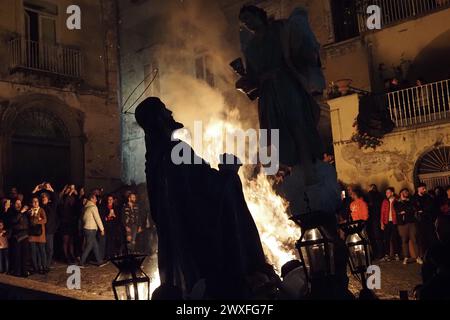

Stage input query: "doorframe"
[
  {"left": 0, "top": 93, "right": 85, "bottom": 192},
  {"left": 413, "top": 145, "right": 450, "bottom": 189}
]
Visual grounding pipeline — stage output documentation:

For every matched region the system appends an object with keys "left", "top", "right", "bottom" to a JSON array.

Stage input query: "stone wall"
[
  {"left": 322, "top": 7, "right": 450, "bottom": 93},
  {"left": 329, "top": 94, "right": 450, "bottom": 192},
  {"left": 0, "top": 0, "right": 121, "bottom": 192},
  {"left": 118, "top": 0, "right": 336, "bottom": 183}
]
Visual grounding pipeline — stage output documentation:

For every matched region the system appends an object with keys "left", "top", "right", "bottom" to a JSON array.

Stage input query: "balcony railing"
[
  {"left": 357, "top": 0, "right": 450, "bottom": 33},
  {"left": 9, "top": 37, "right": 82, "bottom": 78},
  {"left": 387, "top": 79, "right": 450, "bottom": 127}
]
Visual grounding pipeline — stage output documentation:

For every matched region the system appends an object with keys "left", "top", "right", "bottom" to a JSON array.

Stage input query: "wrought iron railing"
[
  {"left": 387, "top": 79, "right": 450, "bottom": 127},
  {"left": 9, "top": 37, "right": 82, "bottom": 78},
  {"left": 357, "top": 0, "right": 450, "bottom": 33}
]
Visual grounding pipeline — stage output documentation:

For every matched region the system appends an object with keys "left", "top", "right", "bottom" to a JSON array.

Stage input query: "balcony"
[
  {"left": 357, "top": 0, "right": 450, "bottom": 33},
  {"left": 387, "top": 79, "right": 450, "bottom": 128},
  {"left": 9, "top": 37, "right": 82, "bottom": 79}
]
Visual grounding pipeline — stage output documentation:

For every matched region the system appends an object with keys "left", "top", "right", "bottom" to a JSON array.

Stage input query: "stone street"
[{"left": 0, "top": 255, "right": 422, "bottom": 300}]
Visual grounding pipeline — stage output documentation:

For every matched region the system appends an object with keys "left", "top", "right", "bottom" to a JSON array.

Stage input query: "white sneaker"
[
  {"left": 416, "top": 257, "right": 424, "bottom": 265},
  {"left": 394, "top": 254, "right": 400, "bottom": 261},
  {"left": 403, "top": 258, "right": 409, "bottom": 265}
]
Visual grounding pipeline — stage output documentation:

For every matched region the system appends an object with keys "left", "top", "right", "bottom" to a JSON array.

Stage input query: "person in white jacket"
[{"left": 80, "top": 192, "right": 106, "bottom": 267}]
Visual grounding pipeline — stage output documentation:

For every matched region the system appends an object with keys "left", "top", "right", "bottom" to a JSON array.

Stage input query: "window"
[
  {"left": 331, "top": 0, "right": 360, "bottom": 42},
  {"left": 195, "top": 55, "right": 215, "bottom": 87},
  {"left": 24, "top": 0, "right": 57, "bottom": 44}
]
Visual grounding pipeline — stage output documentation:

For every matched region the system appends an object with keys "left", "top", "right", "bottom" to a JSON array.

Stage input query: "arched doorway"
[
  {"left": 10, "top": 108, "right": 71, "bottom": 193},
  {"left": 416, "top": 146, "right": 450, "bottom": 189}
]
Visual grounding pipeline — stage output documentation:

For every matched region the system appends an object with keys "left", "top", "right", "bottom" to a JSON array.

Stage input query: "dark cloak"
[
  {"left": 138, "top": 100, "right": 267, "bottom": 299},
  {"left": 242, "top": 20, "right": 324, "bottom": 166}
]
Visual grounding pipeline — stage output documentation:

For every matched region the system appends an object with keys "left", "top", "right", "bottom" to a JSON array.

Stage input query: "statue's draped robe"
[
  {"left": 243, "top": 21, "right": 324, "bottom": 166},
  {"left": 145, "top": 137, "right": 266, "bottom": 299}
]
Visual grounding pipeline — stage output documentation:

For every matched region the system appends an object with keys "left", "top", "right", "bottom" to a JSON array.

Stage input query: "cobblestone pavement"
[
  {"left": 348, "top": 259, "right": 422, "bottom": 300},
  {"left": 3, "top": 255, "right": 422, "bottom": 300}
]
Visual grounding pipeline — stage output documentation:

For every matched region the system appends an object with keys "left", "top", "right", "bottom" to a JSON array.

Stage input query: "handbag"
[{"left": 29, "top": 223, "right": 43, "bottom": 237}]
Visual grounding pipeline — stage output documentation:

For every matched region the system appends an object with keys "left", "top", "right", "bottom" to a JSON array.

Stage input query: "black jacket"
[
  {"left": 7, "top": 208, "right": 29, "bottom": 241},
  {"left": 100, "top": 204, "right": 121, "bottom": 228},
  {"left": 394, "top": 199, "right": 417, "bottom": 225},
  {"left": 41, "top": 192, "right": 59, "bottom": 234},
  {"left": 367, "top": 190, "right": 383, "bottom": 219},
  {"left": 413, "top": 194, "right": 436, "bottom": 223}
]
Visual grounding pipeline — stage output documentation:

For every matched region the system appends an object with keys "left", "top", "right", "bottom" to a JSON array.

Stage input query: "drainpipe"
[{"left": 365, "top": 39, "right": 376, "bottom": 93}]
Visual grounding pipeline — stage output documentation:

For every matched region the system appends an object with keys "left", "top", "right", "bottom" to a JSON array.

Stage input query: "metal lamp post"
[
  {"left": 291, "top": 211, "right": 336, "bottom": 297},
  {"left": 111, "top": 254, "right": 150, "bottom": 300},
  {"left": 340, "top": 221, "right": 377, "bottom": 299}
]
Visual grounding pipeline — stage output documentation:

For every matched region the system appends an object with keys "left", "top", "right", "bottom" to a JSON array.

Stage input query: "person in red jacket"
[{"left": 380, "top": 187, "right": 400, "bottom": 262}]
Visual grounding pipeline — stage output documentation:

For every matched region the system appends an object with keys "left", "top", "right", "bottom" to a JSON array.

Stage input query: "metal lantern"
[
  {"left": 341, "top": 221, "right": 371, "bottom": 276},
  {"left": 292, "top": 212, "right": 336, "bottom": 281},
  {"left": 111, "top": 254, "right": 150, "bottom": 300}
]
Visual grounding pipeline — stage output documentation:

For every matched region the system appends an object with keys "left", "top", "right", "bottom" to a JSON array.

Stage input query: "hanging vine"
[{"left": 351, "top": 118, "right": 384, "bottom": 150}]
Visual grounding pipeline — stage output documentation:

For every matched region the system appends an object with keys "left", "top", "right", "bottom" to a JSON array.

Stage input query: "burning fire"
[
  {"left": 243, "top": 172, "right": 300, "bottom": 271},
  {"left": 148, "top": 110, "right": 301, "bottom": 297},
  {"left": 177, "top": 111, "right": 300, "bottom": 271}
]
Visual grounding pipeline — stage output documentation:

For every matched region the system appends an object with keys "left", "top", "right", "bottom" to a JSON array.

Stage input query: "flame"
[
  {"left": 243, "top": 172, "right": 300, "bottom": 271},
  {"left": 177, "top": 110, "right": 300, "bottom": 272},
  {"left": 147, "top": 109, "right": 301, "bottom": 298}
]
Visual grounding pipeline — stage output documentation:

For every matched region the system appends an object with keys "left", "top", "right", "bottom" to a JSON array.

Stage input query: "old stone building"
[
  {"left": 117, "top": 0, "right": 449, "bottom": 192},
  {"left": 0, "top": 0, "right": 121, "bottom": 193},
  {"left": 118, "top": 0, "right": 338, "bottom": 184},
  {"left": 326, "top": 1, "right": 450, "bottom": 192}
]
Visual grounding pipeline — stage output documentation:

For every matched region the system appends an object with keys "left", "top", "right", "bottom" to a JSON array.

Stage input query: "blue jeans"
[
  {"left": 46, "top": 234, "right": 54, "bottom": 268},
  {"left": 30, "top": 242, "right": 47, "bottom": 271},
  {"left": 0, "top": 249, "right": 8, "bottom": 273},
  {"left": 81, "top": 229, "right": 102, "bottom": 265}
]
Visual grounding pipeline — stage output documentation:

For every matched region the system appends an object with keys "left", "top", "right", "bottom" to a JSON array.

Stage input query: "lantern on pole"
[
  {"left": 340, "top": 221, "right": 371, "bottom": 279},
  {"left": 340, "top": 221, "right": 377, "bottom": 299},
  {"left": 291, "top": 211, "right": 336, "bottom": 283},
  {"left": 111, "top": 254, "right": 150, "bottom": 300}
]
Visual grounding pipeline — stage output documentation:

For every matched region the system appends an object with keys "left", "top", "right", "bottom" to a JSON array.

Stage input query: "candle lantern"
[
  {"left": 111, "top": 254, "right": 150, "bottom": 300},
  {"left": 340, "top": 221, "right": 371, "bottom": 277},
  {"left": 291, "top": 212, "right": 336, "bottom": 282}
]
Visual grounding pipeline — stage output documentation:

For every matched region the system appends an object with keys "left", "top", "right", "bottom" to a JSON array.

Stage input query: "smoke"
[
  {"left": 148, "top": 0, "right": 257, "bottom": 137},
  {"left": 122, "top": 0, "right": 300, "bottom": 276}
]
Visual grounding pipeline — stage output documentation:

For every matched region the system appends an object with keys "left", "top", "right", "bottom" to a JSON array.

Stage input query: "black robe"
[{"left": 144, "top": 136, "right": 266, "bottom": 299}]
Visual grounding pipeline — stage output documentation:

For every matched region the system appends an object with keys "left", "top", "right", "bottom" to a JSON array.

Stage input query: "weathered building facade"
[
  {"left": 0, "top": 0, "right": 121, "bottom": 193},
  {"left": 118, "top": 0, "right": 337, "bottom": 184},
  {"left": 117, "top": 0, "right": 450, "bottom": 192},
  {"left": 326, "top": 1, "right": 450, "bottom": 191}
]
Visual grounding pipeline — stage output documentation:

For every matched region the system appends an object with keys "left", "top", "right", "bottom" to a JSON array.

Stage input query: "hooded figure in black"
[{"left": 135, "top": 97, "right": 267, "bottom": 299}]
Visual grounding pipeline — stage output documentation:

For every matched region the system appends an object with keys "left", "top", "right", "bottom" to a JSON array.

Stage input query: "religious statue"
[
  {"left": 234, "top": 5, "right": 326, "bottom": 185},
  {"left": 135, "top": 97, "right": 270, "bottom": 299}
]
